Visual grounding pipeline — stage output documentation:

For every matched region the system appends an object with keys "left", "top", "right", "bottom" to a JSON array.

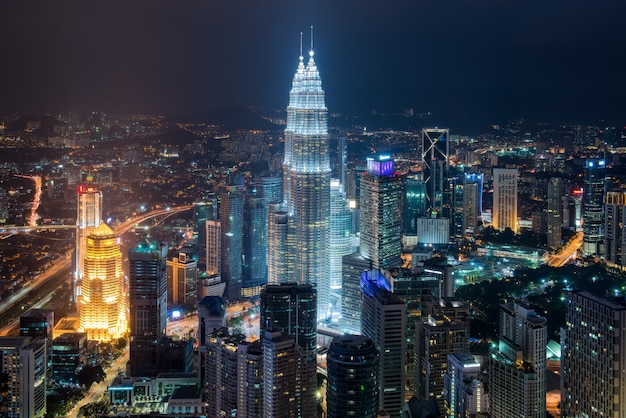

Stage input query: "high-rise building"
[
  {"left": 260, "top": 283, "right": 317, "bottom": 418},
  {"left": 463, "top": 173, "right": 483, "bottom": 235},
  {"left": 326, "top": 335, "right": 379, "bottom": 418},
  {"left": 194, "top": 197, "right": 218, "bottom": 258},
  {"left": 79, "top": 223, "right": 126, "bottom": 341},
  {"left": 416, "top": 298, "right": 469, "bottom": 411},
  {"left": 329, "top": 179, "right": 353, "bottom": 292},
  {"left": 262, "top": 328, "right": 302, "bottom": 418},
  {"left": 243, "top": 192, "right": 267, "bottom": 288},
  {"left": 198, "top": 296, "right": 226, "bottom": 397},
  {"left": 492, "top": 168, "right": 518, "bottom": 232},
  {"left": 404, "top": 173, "right": 427, "bottom": 237},
  {"left": 340, "top": 251, "right": 371, "bottom": 335},
  {"left": 257, "top": 173, "right": 283, "bottom": 205},
  {"left": 128, "top": 241, "right": 167, "bottom": 378},
  {"left": 604, "top": 191, "right": 626, "bottom": 267},
  {"left": 582, "top": 159, "right": 606, "bottom": 256},
  {"left": 19, "top": 309, "right": 54, "bottom": 382},
  {"left": 0, "top": 337, "right": 47, "bottom": 418},
  {"left": 489, "top": 303, "right": 546, "bottom": 418},
  {"left": 220, "top": 183, "right": 244, "bottom": 301},
  {"left": 282, "top": 41, "right": 331, "bottom": 320},
  {"left": 205, "top": 220, "right": 221, "bottom": 276},
  {"left": 75, "top": 179, "right": 102, "bottom": 305},
  {"left": 359, "top": 156, "right": 403, "bottom": 269},
  {"left": 547, "top": 177, "right": 563, "bottom": 249},
  {"left": 562, "top": 291, "right": 626, "bottom": 417},
  {"left": 267, "top": 204, "right": 295, "bottom": 284},
  {"left": 361, "top": 270, "right": 406, "bottom": 418},
  {"left": 236, "top": 340, "right": 264, "bottom": 418},
  {"left": 421, "top": 128, "right": 449, "bottom": 213},
  {"left": 166, "top": 252, "right": 198, "bottom": 307},
  {"left": 443, "top": 353, "right": 488, "bottom": 417}
]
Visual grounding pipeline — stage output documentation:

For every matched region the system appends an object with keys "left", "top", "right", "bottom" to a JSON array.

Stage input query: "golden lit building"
[{"left": 79, "top": 223, "right": 127, "bottom": 341}]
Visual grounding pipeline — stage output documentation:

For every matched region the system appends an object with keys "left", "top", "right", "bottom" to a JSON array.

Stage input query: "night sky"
[{"left": 2, "top": 1, "right": 625, "bottom": 125}]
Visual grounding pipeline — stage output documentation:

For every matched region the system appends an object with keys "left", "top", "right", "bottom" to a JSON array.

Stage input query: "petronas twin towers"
[{"left": 273, "top": 35, "right": 331, "bottom": 320}]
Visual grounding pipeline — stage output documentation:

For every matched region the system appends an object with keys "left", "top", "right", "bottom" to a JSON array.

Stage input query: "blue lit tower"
[
  {"left": 582, "top": 159, "right": 606, "bottom": 256},
  {"left": 283, "top": 34, "right": 331, "bottom": 320},
  {"left": 463, "top": 173, "right": 483, "bottom": 235},
  {"left": 220, "top": 177, "right": 244, "bottom": 301},
  {"left": 421, "top": 128, "right": 449, "bottom": 213}
]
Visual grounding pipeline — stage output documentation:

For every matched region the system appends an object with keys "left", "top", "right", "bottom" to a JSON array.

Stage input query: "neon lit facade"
[
  {"left": 282, "top": 43, "right": 331, "bottom": 320},
  {"left": 79, "top": 223, "right": 127, "bottom": 341}
]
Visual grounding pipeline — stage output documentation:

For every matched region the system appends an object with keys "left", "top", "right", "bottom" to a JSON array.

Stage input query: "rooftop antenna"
[
  {"left": 299, "top": 32, "right": 303, "bottom": 60},
  {"left": 310, "top": 25, "right": 314, "bottom": 50}
]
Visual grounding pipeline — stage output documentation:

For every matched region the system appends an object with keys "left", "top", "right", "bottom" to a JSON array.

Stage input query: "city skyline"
[{"left": 1, "top": 1, "right": 625, "bottom": 128}]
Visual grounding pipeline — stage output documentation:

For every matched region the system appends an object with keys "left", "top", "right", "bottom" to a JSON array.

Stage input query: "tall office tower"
[
  {"left": 341, "top": 252, "right": 372, "bottom": 334},
  {"left": 205, "top": 328, "right": 246, "bottom": 417},
  {"left": 198, "top": 296, "right": 226, "bottom": 395},
  {"left": 260, "top": 283, "right": 317, "bottom": 418},
  {"left": 0, "top": 337, "right": 47, "bottom": 418},
  {"left": 327, "top": 335, "right": 380, "bottom": 418},
  {"left": 604, "top": 191, "right": 626, "bottom": 267},
  {"left": 75, "top": 179, "right": 102, "bottom": 305},
  {"left": 205, "top": 220, "right": 221, "bottom": 276},
  {"left": 262, "top": 328, "right": 302, "bottom": 418},
  {"left": 220, "top": 183, "right": 244, "bottom": 301},
  {"left": 562, "top": 291, "right": 626, "bottom": 416},
  {"left": 166, "top": 252, "right": 198, "bottom": 307},
  {"left": 416, "top": 298, "right": 469, "bottom": 412},
  {"left": 236, "top": 340, "right": 264, "bottom": 418},
  {"left": 463, "top": 173, "right": 483, "bottom": 235},
  {"left": 79, "top": 223, "right": 126, "bottom": 342},
  {"left": 257, "top": 173, "right": 283, "bottom": 205},
  {"left": 128, "top": 241, "right": 167, "bottom": 378},
  {"left": 267, "top": 204, "right": 296, "bottom": 284},
  {"left": 583, "top": 159, "right": 606, "bottom": 256},
  {"left": 330, "top": 179, "right": 353, "bottom": 292},
  {"left": 450, "top": 174, "right": 465, "bottom": 240},
  {"left": 282, "top": 41, "right": 331, "bottom": 320},
  {"left": 421, "top": 128, "right": 449, "bottom": 213},
  {"left": 404, "top": 173, "right": 428, "bottom": 236},
  {"left": 572, "top": 188, "right": 584, "bottom": 230},
  {"left": 19, "top": 309, "right": 54, "bottom": 382},
  {"left": 489, "top": 303, "right": 546, "bottom": 418},
  {"left": 388, "top": 268, "right": 441, "bottom": 394},
  {"left": 492, "top": 168, "right": 518, "bottom": 232},
  {"left": 194, "top": 197, "right": 218, "bottom": 258},
  {"left": 547, "top": 177, "right": 563, "bottom": 249},
  {"left": 361, "top": 271, "right": 406, "bottom": 418},
  {"left": 444, "top": 353, "right": 488, "bottom": 417},
  {"left": 359, "top": 156, "right": 403, "bottom": 269},
  {"left": 243, "top": 192, "right": 267, "bottom": 288}
]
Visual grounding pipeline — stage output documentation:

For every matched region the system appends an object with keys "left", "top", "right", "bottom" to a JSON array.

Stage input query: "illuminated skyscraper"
[
  {"left": 404, "top": 173, "right": 427, "bottom": 237},
  {"left": 220, "top": 182, "right": 244, "bottom": 301},
  {"left": 604, "top": 191, "right": 626, "bottom": 267},
  {"left": 166, "top": 252, "right": 197, "bottom": 307},
  {"left": 75, "top": 179, "right": 102, "bottom": 305},
  {"left": 205, "top": 220, "right": 221, "bottom": 276},
  {"left": 0, "top": 337, "right": 47, "bottom": 418},
  {"left": 128, "top": 241, "right": 167, "bottom": 378},
  {"left": 330, "top": 179, "right": 353, "bottom": 291},
  {"left": 582, "top": 159, "right": 606, "bottom": 256},
  {"left": 421, "top": 128, "right": 449, "bottom": 213},
  {"left": 489, "top": 303, "right": 546, "bottom": 418},
  {"left": 282, "top": 36, "right": 331, "bottom": 319},
  {"left": 243, "top": 192, "right": 267, "bottom": 288},
  {"left": 547, "top": 177, "right": 562, "bottom": 249},
  {"left": 359, "top": 156, "right": 403, "bottom": 269},
  {"left": 492, "top": 168, "right": 518, "bottom": 232},
  {"left": 79, "top": 223, "right": 126, "bottom": 342},
  {"left": 463, "top": 173, "right": 483, "bottom": 235},
  {"left": 562, "top": 291, "right": 626, "bottom": 417}
]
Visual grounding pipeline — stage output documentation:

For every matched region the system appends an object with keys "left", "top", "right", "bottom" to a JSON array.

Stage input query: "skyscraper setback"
[{"left": 280, "top": 36, "right": 331, "bottom": 319}]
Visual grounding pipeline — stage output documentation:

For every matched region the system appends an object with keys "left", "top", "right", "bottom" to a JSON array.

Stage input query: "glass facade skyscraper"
[
  {"left": 282, "top": 44, "right": 331, "bottom": 320},
  {"left": 582, "top": 159, "right": 606, "bottom": 256}
]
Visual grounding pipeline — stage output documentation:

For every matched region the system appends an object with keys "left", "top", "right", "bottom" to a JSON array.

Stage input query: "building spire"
[
  {"left": 309, "top": 26, "right": 314, "bottom": 57},
  {"left": 299, "top": 32, "right": 303, "bottom": 61}
]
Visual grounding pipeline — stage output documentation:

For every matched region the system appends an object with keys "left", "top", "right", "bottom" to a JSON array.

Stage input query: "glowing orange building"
[{"left": 79, "top": 223, "right": 127, "bottom": 341}]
